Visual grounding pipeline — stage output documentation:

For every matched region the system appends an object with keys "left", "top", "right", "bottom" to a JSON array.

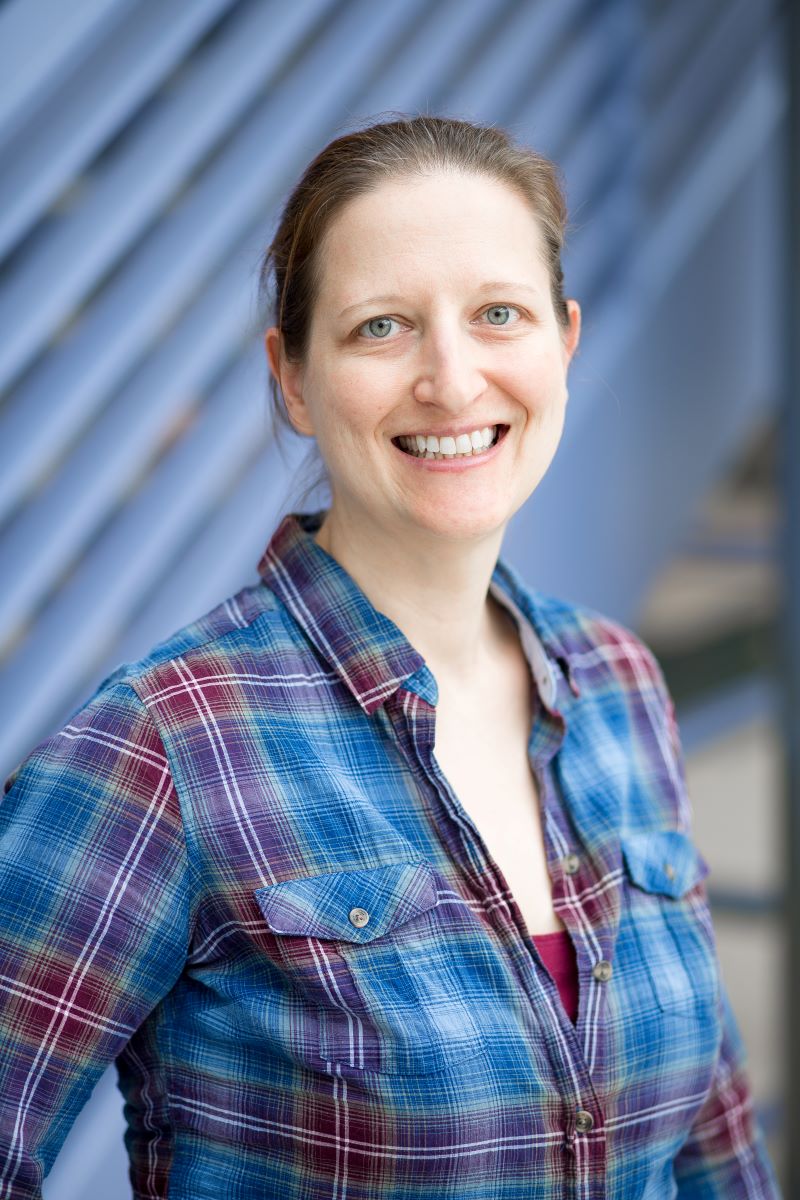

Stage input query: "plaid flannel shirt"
[{"left": 0, "top": 508, "right": 781, "bottom": 1198}]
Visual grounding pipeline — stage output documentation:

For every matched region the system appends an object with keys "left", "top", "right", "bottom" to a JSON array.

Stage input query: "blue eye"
[
  {"left": 359, "top": 316, "right": 398, "bottom": 339},
  {"left": 484, "top": 305, "right": 518, "bottom": 326}
]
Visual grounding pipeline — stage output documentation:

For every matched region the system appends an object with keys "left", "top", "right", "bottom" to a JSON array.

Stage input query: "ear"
[
  {"left": 561, "top": 299, "right": 581, "bottom": 370},
  {"left": 264, "top": 327, "right": 316, "bottom": 437}
]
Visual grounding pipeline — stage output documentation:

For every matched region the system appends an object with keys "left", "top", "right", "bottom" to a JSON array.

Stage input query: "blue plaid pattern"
[{"left": 0, "top": 508, "right": 781, "bottom": 1197}]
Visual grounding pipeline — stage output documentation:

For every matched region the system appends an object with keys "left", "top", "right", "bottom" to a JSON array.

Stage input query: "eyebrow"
[{"left": 336, "top": 281, "right": 542, "bottom": 319}]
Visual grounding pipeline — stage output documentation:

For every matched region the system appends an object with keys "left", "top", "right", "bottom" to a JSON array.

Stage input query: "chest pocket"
[
  {"left": 620, "top": 829, "right": 720, "bottom": 1018},
  {"left": 254, "top": 860, "right": 487, "bottom": 1077}
]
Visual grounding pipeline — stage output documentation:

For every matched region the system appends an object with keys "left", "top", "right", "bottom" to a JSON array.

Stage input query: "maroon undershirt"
[{"left": 531, "top": 930, "right": 580, "bottom": 1024}]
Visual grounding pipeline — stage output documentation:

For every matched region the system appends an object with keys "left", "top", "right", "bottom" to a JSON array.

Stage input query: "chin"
[{"left": 404, "top": 503, "right": 510, "bottom": 543}]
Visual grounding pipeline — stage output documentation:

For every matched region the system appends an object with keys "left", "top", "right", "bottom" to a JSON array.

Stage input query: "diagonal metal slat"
[
  {"left": 108, "top": 444, "right": 305, "bottom": 664},
  {"left": 432, "top": 0, "right": 588, "bottom": 121},
  {"left": 0, "top": 0, "right": 334, "bottom": 413},
  {"left": 0, "top": 0, "right": 135, "bottom": 147},
  {"left": 0, "top": 0, "right": 235, "bottom": 274},
  {"left": 351, "top": 0, "right": 516, "bottom": 111},
  {"left": 0, "top": 235, "right": 261, "bottom": 655}
]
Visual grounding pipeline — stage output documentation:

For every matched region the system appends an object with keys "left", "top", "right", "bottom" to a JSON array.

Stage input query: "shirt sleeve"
[
  {"left": 674, "top": 977, "right": 782, "bottom": 1197},
  {"left": 0, "top": 680, "right": 192, "bottom": 1199},
  {"left": 650, "top": 676, "right": 782, "bottom": 1196}
]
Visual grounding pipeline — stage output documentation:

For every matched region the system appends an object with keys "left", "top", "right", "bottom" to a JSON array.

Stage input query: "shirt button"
[
  {"left": 592, "top": 960, "right": 613, "bottom": 982},
  {"left": 562, "top": 853, "right": 580, "bottom": 875},
  {"left": 575, "top": 1110, "right": 594, "bottom": 1133},
  {"left": 349, "top": 907, "right": 370, "bottom": 928},
  {"left": 539, "top": 663, "right": 558, "bottom": 708},
  {"left": 664, "top": 862, "right": 676, "bottom": 881}
]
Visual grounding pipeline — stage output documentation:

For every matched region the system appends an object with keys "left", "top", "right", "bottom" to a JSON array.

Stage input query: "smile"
[{"left": 392, "top": 424, "right": 506, "bottom": 460}]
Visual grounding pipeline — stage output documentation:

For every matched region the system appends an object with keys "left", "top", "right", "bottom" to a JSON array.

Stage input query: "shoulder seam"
[{"left": 114, "top": 596, "right": 286, "bottom": 692}]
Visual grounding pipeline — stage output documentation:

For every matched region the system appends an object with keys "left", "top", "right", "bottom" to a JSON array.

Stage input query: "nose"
[{"left": 412, "top": 321, "right": 485, "bottom": 412}]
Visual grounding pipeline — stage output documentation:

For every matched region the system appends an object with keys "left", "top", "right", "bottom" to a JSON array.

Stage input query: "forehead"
[{"left": 314, "top": 171, "right": 549, "bottom": 299}]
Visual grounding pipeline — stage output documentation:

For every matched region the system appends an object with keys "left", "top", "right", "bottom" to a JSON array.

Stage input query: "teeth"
[{"left": 397, "top": 425, "right": 500, "bottom": 459}]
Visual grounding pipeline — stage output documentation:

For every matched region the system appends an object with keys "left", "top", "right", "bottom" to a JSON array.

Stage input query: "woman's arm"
[
  {"left": 654, "top": 685, "right": 783, "bottom": 1196},
  {"left": 0, "top": 680, "right": 192, "bottom": 1199},
  {"left": 673, "top": 979, "right": 782, "bottom": 1196}
]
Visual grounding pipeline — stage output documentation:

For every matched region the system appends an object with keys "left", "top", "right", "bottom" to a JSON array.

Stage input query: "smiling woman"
[{"left": 0, "top": 114, "right": 780, "bottom": 1200}]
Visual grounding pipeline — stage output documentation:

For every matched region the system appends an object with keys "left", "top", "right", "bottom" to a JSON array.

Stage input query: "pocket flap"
[
  {"left": 621, "top": 829, "right": 710, "bottom": 899},
  {"left": 254, "top": 860, "right": 439, "bottom": 944}
]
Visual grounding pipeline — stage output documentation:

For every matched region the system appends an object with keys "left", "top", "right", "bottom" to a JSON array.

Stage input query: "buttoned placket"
[
  {"left": 527, "top": 705, "right": 608, "bottom": 1185},
  {"left": 385, "top": 660, "right": 608, "bottom": 1191}
]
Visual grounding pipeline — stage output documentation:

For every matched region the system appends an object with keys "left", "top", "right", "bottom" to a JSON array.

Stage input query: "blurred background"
[{"left": 0, "top": 0, "right": 794, "bottom": 1194}]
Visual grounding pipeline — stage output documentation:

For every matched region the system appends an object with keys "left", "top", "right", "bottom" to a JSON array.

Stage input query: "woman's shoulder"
[
  {"left": 499, "top": 566, "right": 694, "bottom": 839},
  {"left": 3, "top": 575, "right": 322, "bottom": 806},
  {"left": 5, "top": 577, "right": 319, "bottom": 794},
  {"left": 90, "top": 576, "right": 318, "bottom": 705}
]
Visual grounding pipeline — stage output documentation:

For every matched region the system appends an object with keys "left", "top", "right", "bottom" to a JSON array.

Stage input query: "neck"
[{"left": 312, "top": 504, "right": 514, "bottom": 689}]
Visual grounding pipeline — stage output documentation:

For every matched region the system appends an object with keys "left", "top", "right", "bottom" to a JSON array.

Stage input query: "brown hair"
[{"left": 258, "top": 112, "right": 572, "bottom": 503}]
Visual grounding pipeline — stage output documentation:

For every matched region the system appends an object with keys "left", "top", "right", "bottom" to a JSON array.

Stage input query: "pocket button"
[{"left": 349, "top": 906, "right": 370, "bottom": 928}]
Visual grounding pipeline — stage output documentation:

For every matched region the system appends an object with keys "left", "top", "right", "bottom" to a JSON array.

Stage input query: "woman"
[{"left": 0, "top": 116, "right": 780, "bottom": 1198}]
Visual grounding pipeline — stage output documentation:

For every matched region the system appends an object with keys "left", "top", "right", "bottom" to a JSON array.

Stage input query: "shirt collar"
[
  {"left": 257, "top": 509, "right": 576, "bottom": 716},
  {"left": 488, "top": 558, "right": 581, "bottom": 706}
]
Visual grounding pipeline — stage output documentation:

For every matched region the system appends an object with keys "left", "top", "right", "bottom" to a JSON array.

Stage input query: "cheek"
[
  {"left": 316, "top": 393, "right": 394, "bottom": 459},
  {"left": 327, "top": 366, "right": 401, "bottom": 433},
  {"left": 502, "top": 351, "right": 565, "bottom": 408},
  {"left": 339, "top": 357, "right": 406, "bottom": 409}
]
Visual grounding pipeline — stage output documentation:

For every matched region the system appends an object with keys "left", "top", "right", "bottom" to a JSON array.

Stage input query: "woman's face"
[{"left": 267, "top": 170, "right": 581, "bottom": 545}]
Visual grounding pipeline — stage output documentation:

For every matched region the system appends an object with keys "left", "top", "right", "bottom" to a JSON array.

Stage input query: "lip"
[{"left": 391, "top": 424, "right": 509, "bottom": 471}]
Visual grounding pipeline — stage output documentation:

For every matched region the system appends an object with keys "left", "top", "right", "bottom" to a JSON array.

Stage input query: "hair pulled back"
[{"left": 258, "top": 112, "right": 572, "bottom": 497}]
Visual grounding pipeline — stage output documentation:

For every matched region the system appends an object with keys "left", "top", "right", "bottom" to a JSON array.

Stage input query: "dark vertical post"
[{"left": 781, "top": 0, "right": 799, "bottom": 1193}]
